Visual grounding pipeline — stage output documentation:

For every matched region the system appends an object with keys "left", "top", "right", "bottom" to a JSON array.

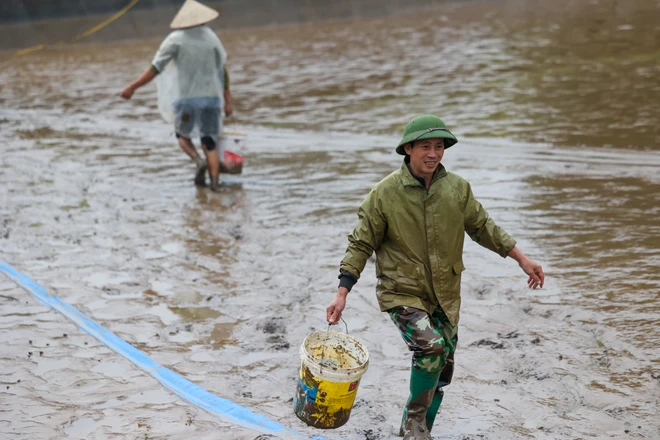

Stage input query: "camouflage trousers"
[{"left": 387, "top": 306, "right": 458, "bottom": 376}]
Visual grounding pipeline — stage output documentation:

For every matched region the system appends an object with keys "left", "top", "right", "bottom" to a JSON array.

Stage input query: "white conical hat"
[{"left": 170, "top": 0, "right": 219, "bottom": 29}]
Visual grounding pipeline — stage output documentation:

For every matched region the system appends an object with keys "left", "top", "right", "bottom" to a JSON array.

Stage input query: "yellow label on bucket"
[
  {"left": 294, "top": 365, "right": 361, "bottom": 429},
  {"left": 316, "top": 378, "right": 360, "bottom": 410}
]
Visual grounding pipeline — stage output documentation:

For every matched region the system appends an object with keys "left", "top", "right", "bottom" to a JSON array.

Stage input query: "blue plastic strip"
[{"left": 0, "top": 260, "right": 326, "bottom": 440}]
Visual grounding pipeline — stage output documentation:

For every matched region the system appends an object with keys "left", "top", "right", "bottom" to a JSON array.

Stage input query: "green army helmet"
[{"left": 396, "top": 114, "right": 458, "bottom": 155}]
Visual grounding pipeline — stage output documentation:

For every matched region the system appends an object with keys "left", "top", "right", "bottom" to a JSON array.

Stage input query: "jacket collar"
[{"left": 400, "top": 159, "right": 447, "bottom": 188}]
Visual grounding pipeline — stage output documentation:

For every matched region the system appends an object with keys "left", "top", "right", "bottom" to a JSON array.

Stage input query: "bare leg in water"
[
  {"left": 177, "top": 135, "right": 207, "bottom": 186},
  {"left": 201, "top": 141, "right": 222, "bottom": 191}
]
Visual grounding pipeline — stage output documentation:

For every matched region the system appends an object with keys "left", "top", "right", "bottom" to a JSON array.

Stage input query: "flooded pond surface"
[{"left": 1, "top": 0, "right": 659, "bottom": 438}]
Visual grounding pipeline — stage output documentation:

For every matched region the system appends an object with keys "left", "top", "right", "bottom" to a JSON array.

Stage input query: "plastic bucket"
[
  {"left": 221, "top": 131, "right": 247, "bottom": 150},
  {"left": 293, "top": 330, "right": 369, "bottom": 429},
  {"left": 218, "top": 131, "right": 245, "bottom": 175},
  {"left": 220, "top": 150, "right": 243, "bottom": 174}
]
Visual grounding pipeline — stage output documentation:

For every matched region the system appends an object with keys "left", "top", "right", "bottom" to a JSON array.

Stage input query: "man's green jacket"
[{"left": 340, "top": 162, "right": 516, "bottom": 325}]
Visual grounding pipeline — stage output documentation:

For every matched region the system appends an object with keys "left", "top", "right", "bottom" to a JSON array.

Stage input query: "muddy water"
[{"left": 1, "top": 0, "right": 659, "bottom": 439}]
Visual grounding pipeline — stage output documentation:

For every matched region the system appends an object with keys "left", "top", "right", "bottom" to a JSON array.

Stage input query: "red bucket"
[{"left": 221, "top": 150, "right": 244, "bottom": 174}]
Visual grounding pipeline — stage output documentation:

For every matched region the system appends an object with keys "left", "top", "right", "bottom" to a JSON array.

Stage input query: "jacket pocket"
[
  {"left": 449, "top": 259, "right": 465, "bottom": 293},
  {"left": 452, "top": 260, "right": 465, "bottom": 275},
  {"left": 393, "top": 263, "right": 427, "bottom": 297},
  {"left": 397, "top": 263, "right": 420, "bottom": 280}
]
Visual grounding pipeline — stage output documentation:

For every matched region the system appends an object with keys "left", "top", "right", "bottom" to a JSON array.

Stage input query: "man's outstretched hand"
[
  {"left": 507, "top": 246, "right": 545, "bottom": 289},
  {"left": 520, "top": 258, "right": 544, "bottom": 289}
]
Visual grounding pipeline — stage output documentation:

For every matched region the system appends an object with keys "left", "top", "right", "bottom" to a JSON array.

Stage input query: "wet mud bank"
[{"left": 2, "top": 117, "right": 658, "bottom": 438}]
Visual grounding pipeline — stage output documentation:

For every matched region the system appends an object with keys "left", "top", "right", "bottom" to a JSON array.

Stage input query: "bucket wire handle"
[
  {"left": 340, "top": 317, "right": 349, "bottom": 334},
  {"left": 320, "top": 318, "right": 349, "bottom": 371},
  {"left": 323, "top": 317, "right": 349, "bottom": 333}
]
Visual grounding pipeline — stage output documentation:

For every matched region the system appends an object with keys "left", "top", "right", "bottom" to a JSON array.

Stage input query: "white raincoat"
[{"left": 153, "top": 25, "right": 227, "bottom": 138}]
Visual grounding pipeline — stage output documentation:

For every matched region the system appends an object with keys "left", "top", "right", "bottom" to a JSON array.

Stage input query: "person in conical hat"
[
  {"left": 120, "top": 0, "right": 233, "bottom": 192},
  {"left": 326, "top": 115, "right": 545, "bottom": 439}
]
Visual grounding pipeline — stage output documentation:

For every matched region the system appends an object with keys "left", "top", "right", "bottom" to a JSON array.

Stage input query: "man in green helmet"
[{"left": 326, "top": 115, "right": 545, "bottom": 439}]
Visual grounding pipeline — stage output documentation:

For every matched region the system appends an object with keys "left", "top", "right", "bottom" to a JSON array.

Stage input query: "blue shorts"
[{"left": 174, "top": 97, "right": 222, "bottom": 140}]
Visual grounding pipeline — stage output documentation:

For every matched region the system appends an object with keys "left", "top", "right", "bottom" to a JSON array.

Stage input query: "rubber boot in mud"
[
  {"left": 399, "top": 367, "right": 439, "bottom": 440},
  {"left": 426, "top": 387, "right": 445, "bottom": 432},
  {"left": 194, "top": 156, "right": 208, "bottom": 186}
]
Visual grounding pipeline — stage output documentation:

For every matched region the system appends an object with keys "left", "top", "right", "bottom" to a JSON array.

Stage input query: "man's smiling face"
[{"left": 404, "top": 138, "right": 445, "bottom": 181}]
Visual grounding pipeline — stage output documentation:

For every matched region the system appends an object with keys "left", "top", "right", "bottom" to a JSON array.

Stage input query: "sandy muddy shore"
[{"left": 2, "top": 119, "right": 658, "bottom": 438}]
